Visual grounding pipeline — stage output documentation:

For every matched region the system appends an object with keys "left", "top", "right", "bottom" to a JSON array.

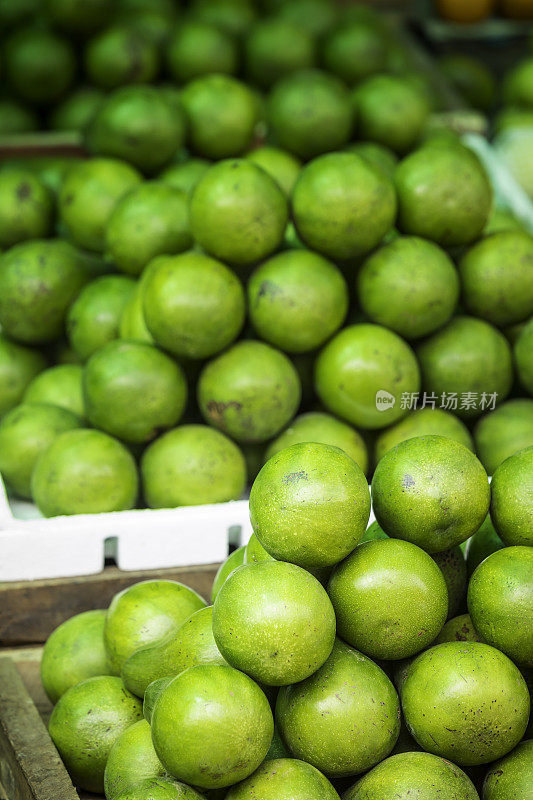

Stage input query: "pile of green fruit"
[{"left": 41, "top": 435, "right": 532, "bottom": 798}]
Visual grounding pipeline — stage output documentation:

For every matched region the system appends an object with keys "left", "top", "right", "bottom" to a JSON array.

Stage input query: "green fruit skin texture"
[
  {"left": 465, "top": 515, "right": 504, "bottom": 576},
  {"left": 24, "top": 364, "right": 85, "bottom": 419},
  {"left": 372, "top": 435, "right": 490, "bottom": 552},
  {"left": 31, "top": 428, "right": 139, "bottom": 517},
  {"left": 266, "top": 411, "right": 368, "bottom": 476},
  {"left": 459, "top": 231, "right": 533, "bottom": 327},
  {"left": 276, "top": 639, "right": 400, "bottom": 777},
  {"left": 84, "top": 26, "right": 159, "bottom": 91},
  {"left": 190, "top": 160, "right": 288, "bottom": 267},
  {"left": 434, "top": 613, "right": 484, "bottom": 645},
  {"left": 104, "top": 719, "right": 166, "bottom": 800},
  {"left": 431, "top": 546, "right": 468, "bottom": 619},
  {"left": 343, "top": 751, "right": 479, "bottom": 800},
  {"left": 211, "top": 546, "right": 245, "bottom": 603},
  {"left": 291, "top": 152, "right": 397, "bottom": 261},
  {"left": 167, "top": 20, "right": 238, "bottom": 83},
  {"left": 0, "top": 169, "right": 53, "bottom": 248},
  {"left": 213, "top": 561, "right": 336, "bottom": 686},
  {"left": 249, "top": 442, "right": 370, "bottom": 569},
  {"left": 401, "top": 642, "right": 530, "bottom": 766},
  {"left": 142, "top": 251, "right": 246, "bottom": 360},
  {"left": 48, "top": 675, "right": 143, "bottom": 793},
  {"left": 416, "top": 316, "right": 513, "bottom": 420},
  {"left": 141, "top": 424, "right": 247, "bottom": 508},
  {"left": 114, "top": 777, "right": 205, "bottom": 800},
  {"left": 515, "top": 317, "right": 533, "bottom": 394},
  {"left": 0, "top": 335, "right": 46, "bottom": 418},
  {"left": 151, "top": 664, "right": 274, "bottom": 789},
  {"left": 490, "top": 446, "right": 533, "bottom": 546},
  {"left": 315, "top": 324, "right": 420, "bottom": 430},
  {"left": 41, "top": 609, "right": 110, "bottom": 705},
  {"left": 357, "top": 236, "right": 459, "bottom": 340},
  {"left": 0, "top": 239, "right": 89, "bottom": 344},
  {"left": 122, "top": 606, "right": 227, "bottom": 698},
  {"left": 244, "top": 532, "right": 275, "bottom": 565},
  {"left": 225, "top": 758, "right": 340, "bottom": 800},
  {"left": 143, "top": 677, "right": 174, "bottom": 724},
  {"left": 375, "top": 407, "right": 474, "bottom": 464},
  {"left": 327, "top": 539, "right": 448, "bottom": 660},
  {"left": 0, "top": 403, "right": 81, "bottom": 498},
  {"left": 323, "top": 22, "right": 388, "bottom": 86},
  {"left": 198, "top": 340, "right": 301, "bottom": 443},
  {"left": 104, "top": 579, "right": 206, "bottom": 676},
  {"left": 483, "top": 739, "right": 533, "bottom": 800},
  {"left": 4, "top": 28, "right": 76, "bottom": 104},
  {"left": 245, "top": 19, "right": 315, "bottom": 89},
  {"left": 468, "top": 546, "right": 533, "bottom": 666},
  {"left": 474, "top": 399, "right": 533, "bottom": 476},
  {"left": 246, "top": 146, "right": 301, "bottom": 197},
  {"left": 50, "top": 87, "right": 105, "bottom": 132},
  {"left": 83, "top": 340, "right": 187, "bottom": 444},
  {"left": 160, "top": 159, "right": 210, "bottom": 196}
]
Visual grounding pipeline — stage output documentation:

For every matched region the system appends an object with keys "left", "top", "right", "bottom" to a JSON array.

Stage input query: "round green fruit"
[
  {"left": 159, "top": 159, "right": 210, "bottom": 196},
  {"left": 84, "top": 25, "right": 159, "bottom": 90},
  {"left": 166, "top": 21, "right": 238, "bottom": 83},
  {"left": 347, "top": 141, "right": 398, "bottom": 178},
  {"left": 0, "top": 168, "right": 53, "bottom": 248},
  {"left": 276, "top": 0, "right": 338, "bottom": 38},
  {"left": 244, "top": 532, "right": 274, "bottom": 565},
  {"left": 431, "top": 546, "right": 467, "bottom": 619},
  {"left": 115, "top": 779, "right": 203, "bottom": 800},
  {"left": 24, "top": 364, "right": 84, "bottom": 419},
  {"left": 434, "top": 613, "right": 483, "bottom": 645},
  {"left": 322, "top": 20, "right": 388, "bottom": 85},
  {"left": 226, "top": 758, "right": 339, "bottom": 800},
  {"left": 189, "top": 0, "right": 257, "bottom": 37},
  {"left": 483, "top": 739, "right": 533, "bottom": 800},
  {"left": 245, "top": 19, "right": 315, "bottom": 89},
  {"left": 245, "top": 146, "right": 301, "bottom": 197},
  {"left": 104, "top": 720, "right": 166, "bottom": 800},
  {"left": 503, "top": 56, "right": 533, "bottom": 108},
  {"left": 0, "top": 99, "right": 38, "bottom": 136},
  {"left": 4, "top": 27, "right": 75, "bottom": 105},
  {"left": 0, "top": 335, "right": 46, "bottom": 419},
  {"left": 211, "top": 546, "right": 245, "bottom": 603},
  {"left": 465, "top": 515, "right": 504, "bottom": 576},
  {"left": 515, "top": 316, "right": 533, "bottom": 394},
  {"left": 439, "top": 53, "right": 496, "bottom": 111},
  {"left": 375, "top": 407, "right": 473, "bottom": 464},
  {"left": 143, "top": 677, "right": 173, "bottom": 725},
  {"left": 474, "top": 398, "right": 533, "bottom": 475},
  {"left": 490, "top": 446, "right": 533, "bottom": 546},
  {"left": 50, "top": 87, "right": 105, "bottom": 132}
]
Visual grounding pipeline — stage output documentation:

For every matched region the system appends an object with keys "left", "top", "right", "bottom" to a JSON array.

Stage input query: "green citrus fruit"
[
  {"left": 490, "top": 446, "right": 533, "bottom": 546},
  {"left": 322, "top": 20, "right": 388, "bottom": 85},
  {"left": 434, "top": 613, "right": 484, "bottom": 645},
  {"left": 483, "top": 739, "right": 533, "bottom": 800},
  {"left": 375, "top": 407, "right": 473, "bottom": 464},
  {"left": 189, "top": 0, "right": 257, "bottom": 37},
  {"left": 465, "top": 515, "right": 504, "bottom": 576},
  {"left": 226, "top": 758, "right": 339, "bottom": 800},
  {"left": 49, "top": 87, "right": 105, "bottom": 132},
  {"left": 346, "top": 141, "right": 398, "bottom": 177},
  {"left": 474, "top": 398, "right": 533, "bottom": 474},
  {"left": 211, "top": 546, "right": 245, "bottom": 603},
  {"left": 439, "top": 53, "right": 496, "bottom": 111},
  {"left": 0, "top": 168, "right": 53, "bottom": 247},
  {"left": 104, "top": 719, "right": 166, "bottom": 800},
  {"left": 245, "top": 19, "right": 315, "bottom": 89},
  {"left": 84, "top": 25, "right": 159, "bottom": 90},
  {"left": 159, "top": 158, "right": 210, "bottom": 195},
  {"left": 114, "top": 778, "right": 204, "bottom": 800},
  {"left": 166, "top": 21, "right": 238, "bottom": 83},
  {"left": 244, "top": 532, "right": 275, "bottom": 565},
  {"left": 431, "top": 546, "right": 467, "bottom": 619},
  {"left": 503, "top": 56, "right": 533, "bottom": 108},
  {"left": 515, "top": 316, "right": 533, "bottom": 394},
  {"left": 0, "top": 99, "right": 37, "bottom": 135},
  {"left": 275, "top": 0, "right": 338, "bottom": 38},
  {"left": 245, "top": 146, "right": 301, "bottom": 196},
  {"left": 143, "top": 677, "right": 173, "bottom": 725},
  {"left": 4, "top": 27, "right": 75, "bottom": 104},
  {"left": 0, "top": 335, "right": 46, "bottom": 419}
]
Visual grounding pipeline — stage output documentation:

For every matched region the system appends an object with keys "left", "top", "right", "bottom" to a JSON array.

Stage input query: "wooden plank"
[{"left": 0, "top": 564, "right": 219, "bottom": 646}]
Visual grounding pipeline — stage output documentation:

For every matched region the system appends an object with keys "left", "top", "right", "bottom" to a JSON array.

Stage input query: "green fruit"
[
  {"left": 198, "top": 340, "right": 301, "bottom": 443},
  {"left": 226, "top": 758, "right": 339, "bottom": 800},
  {"left": 515, "top": 316, "right": 533, "bottom": 394},
  {"left": 151, "top": 665, "right": 273, "bottom": 789},
  {"left": 315, "top": 324, "right": 420, "bottom": 430},
  {"left": 115, "top": 778, "right": 204, "bottom": 800},
  {"left": 122, "top": 606, "right": 227, "bottom": 698},
  {"left": 352, "top": 74, "right": 430, "bottom": 154},
  {"left": 31, "top": 428, "right": 138, "bottom": 517},
  {"left": 48, "top": 676, "right": 143, "bottom": 792},
  {"left": 244, "top": 532, "right": 274, "bottom": 565},
  {"left": 276, "top": 0, "right": 338, "bottom": 38},
  {"left": 4, "top": 28, "right": 75, "bottom": 105},
  {"left": 503, "top": 57, "right": 533, "bottom": 108},
  {"left": 343, "top": 751, "right": 479, "bottom": 800},
  {"left": 105, "top": 579, "right": 205, "bottom": 676},
  {"left": 265, "top": 412, "right": 368, "bottom": 475},
  {"left": 483, "top": 739, "right": 533, "bottom": 800},
  {"left": 119, "top": 258, "right": 164, "bottom": 344},
  {"left": 434, "top": 613, "right": 484, "bottom": 645},
  {"left": 0, "top": 99, "right": 38, "bottom": 135},
  {"left": 491, "top": 446, "right": 533, "bottom": 546},
  {"left": 104, "top": 720, "right": 166, "bottom": 800},
  {"left": 360, "top": 520, "right": 388, "bottom": 543},
  {"left": 141, "top": 424, "right": 246, "bottom": 508},
  {"left": 49, "top": 87, "right": 105, "bottom": 132},
  {"left": 250, "top": 442, "right": 370, "bottom": 569},
  {"left": 322, "top": 20, "right": 387, "bottom": 85},
  {"left": 484, "top": 206, "right": 525, "bottom": 236},
  {"left": 142, "top": 251, "right": 245, "bottom": 359},
  {"left": 190, "top": 159, "right": 288, "bottom": 266},
  {"left": 67, "top": 274, "right": 136, "bottom": 361},
  {"left": 83, "top": 340, "right": 187, "bottom": 444},
  {"left": 276, "top": 638, "right": 400, "bottom": 776},
  {"left": 0, "top": 239, "right": 89, "bottom": 344},
  {"left": 395, "top": 143, "right": 492, "bottom": 246},
  {"left": 143, "top": 677, "right": 173, "bottom": 724},
  {"left": 474, "top": 399, "right": 533, "bottom": 475},
  {"left": 246, "top": 146, "right": 301, "bottom": 197},
  {"left": 357, "top": 236, "right": 459, "bottom": 339},
  {"left": 459, "top": 231, "right": 533, "bottom": 327},
  {"left": 372, "top": 435, "right": 490, "bottom": 552},
  {"left": 86, "top": 87, "right": 187, "bottom": 174},
  {"left": 180, "top": 75, "right": 259, "bottom": 159},
  {"left": 292, "top": 152, "right": 396, "bottom": 260},
  {"left": 189, "top": 0, "right": 256, "bottom": 37},
  {"left": 166, "top": 21, "right": 238, "bottom": 83},
  {"left": 416, "top": 316, "right": 513, "bottom": 419},
  {"left": 24, "top": 365, "right": 83, "bottom": 419},
  {"left": 40, "top": 610, "right": 109, "bottom": 705},
  {"left": 0, "top": 403, "right": 81, "bottom": 499},
  {"left": 431, "top": 546, "right": 467, "bottom": 619},
  {"left": 264, "top": 729, "right": 290, "bottom": 761},
  {"left": 213, "top": 560, "right": 335, "bottom": 685},
  {"left": 439, "top": 53, "right": 496, "bottom": 111},
  {"left": 468, "top": 546, "right": 533, "bottom": 666},
  {"left": 248, "top": 249, "right": 348, "bottom": 353},
  {"left": 0, "top": 335, "right": 46, "bottom": 419},
  {"left": 84, "top": 25, "right": 159, "bottom": 90},
  {"left": 0, "top": 169, "right": 53, "bottom": 248},
  {"left": 465, "top": 515, "right": 504, "bottom": 576},
  {"left": 375, "top": 407, "right": 473, "bottom": 464},
  {"left": 328, "top": 539, "right": 448, "bottom": 660},
  {"left": 59, "top": 158, "right": 142, "bottom": 252},
  {"left": 245, "top": 19, "right": 315, "bottom": 89},
  {"left": 211, "top": 546, "right": 245, "bottom": 603},
  {"left": 346, "top": 141, "right": 398, "bottom": 178},
  {"left": 159, "top": 159, "right": 210, "bottom": 195},
  {"left": 401, "top": 642, "right": 530, "bottom": 765},
  {"left": 267, "top": 70, "right": 354, "bottom": 160}
]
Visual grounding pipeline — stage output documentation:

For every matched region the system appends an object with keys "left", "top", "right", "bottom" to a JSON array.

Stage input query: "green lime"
[
  {"left": 315, "top": 323, "right": 420, "bottom": 430},
  {"left": 141, "top": 424, "right": 246, "bottom": 508},
  {"left": 211, "top": 546, "right": 245, "bottom": 603},
  {"left": 105, "top": 183, "right": 192, "bottom": 276},
  {"left": 0, "top": 168, "right": 53, "bottom": 247},
  {"left": 248, "top": 249, "right": 348, "bottom": 353},
  {"left": 346, "top": 140, "right": 398, "bottom": 177},
  {"left": 265, "top": 411, "right": 368, "bottom": 475},
  {"left": 249, "top": 442, "right": 370, "bottom": 569},
  {"left": 31, "top": 428, "right": 138, "bottom": 517},
  {"left": 431, "top": 546, "right": 467, "bottom": 619},
  {"left": 292, "top": 152, "right": 396, "bottom": 260},
  {"left": 190, "top": 159, "right": 287, "bottom": 266},
  {"left": 119, "top": 257, "right": 165, "bottom": 345},
  {"left": 23, "top": 365, "right": 83, "bottom": 419},
  {"left": 503, "top": 56, "right": 533, "bottom": 108},
  {"left": 142, "top": 251, "right": 245, "bottom": 359},
  {"left": 491, "top": 446, "right": 533, "bottom": 546},
  {"left": 114, "top": 778, "right": 203, "bottom": 800},
  {"left": 166, "top": 21, "right": 238, "bottom": 83},
  {"left": 49, "top": 87, "right": 105, "bottom": 132},
  {"left": 275, "top": 0, "right": 338, "bottom": 38},
  {"left": 0, "top": 99, "right": 37, "bottom": 135},
  {"left": 245, "top": 19, "right": 315, "bottom": 89},
  {"left": 434, "top": 613, "right": 484, "bottom": 645},
  {"left": 465, "top": 515, "right": 504, "bottom": 576},
  {"left": 244, "top": 532, "right": 274, "bottom": 565},
  {"left": 328, "top": 539, "right": 447, "bottom": 659},
  {"left": 104, "top": 720, "right": 166, "bottom": 800},
  {"left": 267, "top": 70, "right": 354, "bottom": 160},
  {"left": 515, "top": 315, "right": 533, "bottom": 394},
  {"left": 439, "top": 53, "right": 496, "bottom": 111},
  {"left": 375, "top": 408, "right": 473, "bottom": 464},
  {"left": 198, "top": 340, "right": 301, "bottom": 442},
  {"left": 474, "top": 398, "right": 533, "bottom": 474},
  {"left": 245, "top": 146, "right": 301, "bottom": 196},
  {"left": 416, "top": 316, "right": 513, "bottom": 419},
  {"left": 395, "top": 143, "right": 492, "bottom": 246},
  {"left": 0, "top": 335, "right": 46, "bottom": 419},
  {"left": 484, "top": 740, "right": 533, "bottom": 800},
  {"left": 189, "top": 0, "right": 257, "bottom": 37},
  {"left": 372, "top": 435, "right": 490, "bottom": 552},
  {"left": 84, "top": 25, "right": 159, "bottom": 90},
  {"left": 159, "top": 158, "right": 210, "bottom": 195},
  {"left": 4, "top": 27, "right": 75, "bottom": 104},
  {"left": 143, "top": 677, "right": 173, "bottom": 725},
  {"left": 225, "top": 758, "right": 338, "bottom": 800},
  {"left": 322, "top": 20, "right": 388, "bottom": 85}
]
